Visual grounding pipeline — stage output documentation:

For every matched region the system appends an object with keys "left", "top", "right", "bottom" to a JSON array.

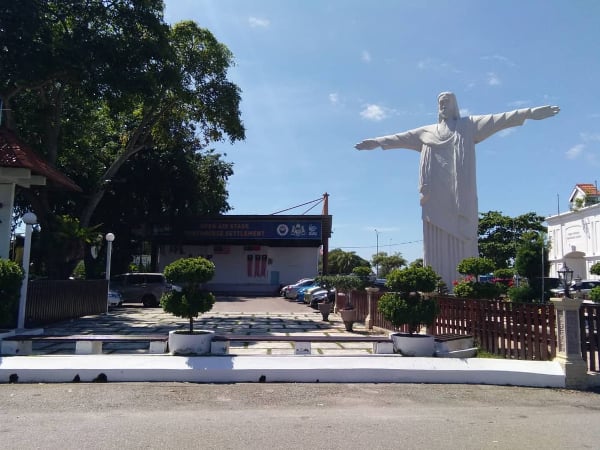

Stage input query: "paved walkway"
[{"left": 31, "top": 296, "right": 385, "bottom": 356}]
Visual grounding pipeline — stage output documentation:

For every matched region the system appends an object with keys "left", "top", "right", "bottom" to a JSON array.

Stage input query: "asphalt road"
[{"left": 1, "top": 383, "right": 600, "bottom": 449}]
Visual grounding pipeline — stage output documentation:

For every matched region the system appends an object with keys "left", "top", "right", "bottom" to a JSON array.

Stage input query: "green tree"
[
  {"left": 326, "top": 249, "right": 370, "bottom": 275},
  {"left": 590, "top": 262, "right": 600, "bottom": 276},
  {"left": 457, "top": 257, "right": 496, "bottom": 280},
  {"left": 478, "top": 211, "right": 546, "bottom": 269},
  {"left": 371, "top": 252, "right": 407, "bottom": 278},
  {"left": 515, "top": 231, "right": 548, "bottom": 289},
  {"left": 2, "top": 2, "right": 245, "bottom": 278}
]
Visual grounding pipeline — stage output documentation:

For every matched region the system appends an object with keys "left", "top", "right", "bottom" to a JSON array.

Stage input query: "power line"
[{"left": 334, "top": 239, "right": 422, "bottom": 250}]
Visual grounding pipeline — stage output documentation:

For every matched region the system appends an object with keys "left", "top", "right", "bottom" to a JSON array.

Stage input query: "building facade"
[
  {"left": 546, "top": 184, "right": 600, "bottom": 280},
  {"left": 145, "top": 215, "right": 332, "bottom": 295}
]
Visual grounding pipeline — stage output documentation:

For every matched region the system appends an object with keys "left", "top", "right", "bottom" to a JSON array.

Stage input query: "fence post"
[
  {"left": 364, "top": 287, "right": 379, "bottom": 330},
  {"left": 551, "top": 297, "right": 588, "bottom": 389}
]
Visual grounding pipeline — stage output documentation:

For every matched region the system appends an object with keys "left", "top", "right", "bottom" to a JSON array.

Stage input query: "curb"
[{"left": 0, "top": 354, "right": 566, "bottom": 387}]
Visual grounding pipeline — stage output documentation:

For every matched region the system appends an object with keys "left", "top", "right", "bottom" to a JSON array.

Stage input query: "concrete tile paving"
[{"left": 31, "top": 296, "right": 387, "bottom": 355}]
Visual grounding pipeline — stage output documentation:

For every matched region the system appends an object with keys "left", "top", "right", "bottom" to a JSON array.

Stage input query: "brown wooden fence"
[
  {"left": 348, "top": 291, "right": 557, "bottom": 361},
  {"left": 25, "top": 280, "right": 108, "bottom": 327},
  {"left": 580, "top": 303, "right": 600, "bottom": 371},
  {"left": 434, "top": 296, "right": 556, "bottom": 361}
]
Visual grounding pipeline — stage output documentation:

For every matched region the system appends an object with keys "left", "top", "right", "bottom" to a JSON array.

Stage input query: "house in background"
[{"left": 546, "top": 183, "right": 600, "bottom": 280}]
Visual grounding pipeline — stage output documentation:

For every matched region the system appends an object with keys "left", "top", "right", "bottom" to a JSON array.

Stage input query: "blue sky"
[{"left": 164, "top": 0, "right": 600, "bottom": 265}]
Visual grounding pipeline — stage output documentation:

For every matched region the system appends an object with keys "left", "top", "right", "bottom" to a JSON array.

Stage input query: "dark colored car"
[{"left": 110, "top": 273, "right": 172, "bottom": 307}]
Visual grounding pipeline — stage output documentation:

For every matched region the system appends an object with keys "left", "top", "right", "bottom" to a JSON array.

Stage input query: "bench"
[
  {"left": 211, "top": 334, "right": 394, "bottom": 355},
  {"left": 433, "top": 334, "right": 477, "bottom": 357},
  {"left": 1, "top": 334, "right": 168, "bottom": 355}
]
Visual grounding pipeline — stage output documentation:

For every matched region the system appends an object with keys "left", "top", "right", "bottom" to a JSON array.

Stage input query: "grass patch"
[{"left": 475, "top": 349, "right": 505, "bottom": 359}]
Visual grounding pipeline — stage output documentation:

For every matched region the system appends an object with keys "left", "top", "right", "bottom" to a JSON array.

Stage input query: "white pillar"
[
  {"left": 0, "top": 183, "right": 16, "bottom": 259},
  {"left": 364, "top": 287, "right": 379, "bottom": 330},
  {"left": 551, "top": 296, "right": 589, "bottom": 389}
]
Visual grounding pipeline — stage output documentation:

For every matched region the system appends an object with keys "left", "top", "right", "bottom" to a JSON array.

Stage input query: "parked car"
[
  {"left": 280, "top": 278, "right": 313, "bottom": 298},
  {"left": 284, "top": 278, "right": 315, "bottom": 300},
  {"left": 295, "top": 283, "right": 321, "bottom": 303},
  {"left": 373, "top": 278, "right": 389, "bottom": 291},
  {"left": 110, "top": 273, "right": 172, "bottom": 307},
  {"left": 551, "top": 279, "right": 600, "bottom": 299},
  {"left": 309, "top": 289, "right": 331, "bottom": 309},
  {"left": 301, "top": 285, "right": 327, "bottom": 305},
  {"left": 107, "top": 289, "right": 123, "bottom": 307}
]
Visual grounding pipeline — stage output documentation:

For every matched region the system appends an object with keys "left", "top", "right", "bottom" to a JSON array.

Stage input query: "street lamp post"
[
  {"left": 17, "top": 212, "right": 37, "bottom": 330},
  {"left": 374, "top": 229, "right": 379, "bottom": 278},
  {"left": 105, "top": 233, "right": 115, "bottom": 313},
  {"left": 557, "top": 263, "right": 574, "bottom": 298}
]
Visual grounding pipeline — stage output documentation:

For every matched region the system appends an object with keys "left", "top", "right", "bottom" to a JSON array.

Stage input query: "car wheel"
[{"left": 142, "top": 295, "right": 157, "bottom": 308}]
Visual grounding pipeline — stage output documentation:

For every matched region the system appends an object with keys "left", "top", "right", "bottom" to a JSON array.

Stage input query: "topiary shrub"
[
  {"left": 0, "top": 259, "right": 24, "bottom": 329},
  {"left": 589, "top": 286, "right": 600, "bottom": 303},
  {"left": 507, "top": 286, "right": 535, "bottom": 303},
  {"left": 378, "top": 265, "right": 440, "bottom": 334},
  {"left": 160, "top": 257, "right": 216, "bottom": 333}
]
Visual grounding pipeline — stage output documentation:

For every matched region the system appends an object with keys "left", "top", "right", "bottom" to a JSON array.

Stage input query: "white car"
[
  {"left": 551, "top": 280, "right": 600, "bottom": 299},
  {"left": 107, "top": 289, "right": 123, "bottom": 307}
]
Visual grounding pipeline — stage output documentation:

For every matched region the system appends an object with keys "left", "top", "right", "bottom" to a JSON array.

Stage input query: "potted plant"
[
  {"left": 160, "top": 257, "right": 216, "bottom": 355},
  {"left": 331, "top": 268, "right": 371, "bottom": 331},
  {"left": 377, "top": 265, "right": 439, "bottom": 356},
  {"left": 314, "top": 275, "right": 337, "bottom": 321}
]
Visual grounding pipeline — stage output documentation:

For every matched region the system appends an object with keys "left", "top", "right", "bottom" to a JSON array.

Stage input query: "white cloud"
[
  {"left": 498, "top": 128, "right": 517, "bottom": 138},
  {"left": 566, "top": 144, "right": 585, "bottom": 159},
  {"left": 487, "top": 72, "right": 501, "bottom": 86},
  {"left": 361, "top": 50, "right": 371, "bottom": 63},
  {"left": 417, "top": 58, "right": 460, "bottom": 73},
  {"left": 329, "top": 93, "right": 339, "bottom": 105},
  {"left": 248, "top": 16, "right": 270, "bottom": 28},
  {"left": 580, "top": 132, "right": 600, "bottom": 142},
  {"left": 481, "top": 54, "right": 517, "bottom": 67},
  {"left": 508, "top": 100, "right": 530, "bottom": 108},
  {"left": 360, "top": 104, "right": 387, "bottom": 121}
]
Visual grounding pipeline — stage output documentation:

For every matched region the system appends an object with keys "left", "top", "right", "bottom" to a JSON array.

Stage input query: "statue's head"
[{"left": 437, "top": 92, "right": 460, "bottom": 122}]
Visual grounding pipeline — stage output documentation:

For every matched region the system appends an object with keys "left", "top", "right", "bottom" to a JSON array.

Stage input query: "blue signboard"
[{"left": 184, "top": 220, "right": 322, "bottom": 240}]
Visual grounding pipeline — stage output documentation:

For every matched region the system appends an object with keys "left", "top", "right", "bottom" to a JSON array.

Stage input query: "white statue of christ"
[{"left": 355, "top": 92, "right": 559, "bottom": 290}]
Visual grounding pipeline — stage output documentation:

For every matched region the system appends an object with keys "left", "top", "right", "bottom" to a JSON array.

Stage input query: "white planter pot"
[
  {"left": 391, "top": 332, "right": 435, "bottom": 357},
  {"left": 168, "top": 330, "right": 214, "bottom": 355}
]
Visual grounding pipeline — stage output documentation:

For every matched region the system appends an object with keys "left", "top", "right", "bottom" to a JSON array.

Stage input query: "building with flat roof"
[
  {"left": 144, "top": 214, "right": 332, "bottom": 296},
  {"left": 546, "top": 183, "right": 600, "bottom": 280}
]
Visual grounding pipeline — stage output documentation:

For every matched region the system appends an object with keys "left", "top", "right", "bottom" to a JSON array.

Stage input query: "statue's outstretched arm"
[
  {"left": 355, "top": 139, "right": 380, "bottom": 150},
  {"left": 529, "top": 105, "right": 560, "bottom": 120}
]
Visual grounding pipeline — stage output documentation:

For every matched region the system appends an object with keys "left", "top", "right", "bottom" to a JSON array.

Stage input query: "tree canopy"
[
  {"left": 325, "top": 249, "right": 370, "bottom": 275},
  {"left": 478, "top": 211, "right": 546, "bottom": 269},
  {"left": 371, "top": 251, "right": 407, "bottom": 278},
  {"left": 1, "top": 1, "right": 245, "bottom": 278}
]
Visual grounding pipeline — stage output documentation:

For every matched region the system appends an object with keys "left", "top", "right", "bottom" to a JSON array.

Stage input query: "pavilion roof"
[{"left": 0, "top": 127, "right": 81, "bottom": 191}]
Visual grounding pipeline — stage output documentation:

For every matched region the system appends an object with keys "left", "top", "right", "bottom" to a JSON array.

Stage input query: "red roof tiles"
[{"left": 0, "top": 127, "right": 81, "bottom": 191}]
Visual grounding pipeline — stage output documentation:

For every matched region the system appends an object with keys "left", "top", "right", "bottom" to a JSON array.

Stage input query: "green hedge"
[{"left": 0, "top": 259, "right": 24, "bottom": 329}]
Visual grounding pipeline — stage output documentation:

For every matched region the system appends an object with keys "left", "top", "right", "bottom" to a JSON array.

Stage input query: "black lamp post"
[{"left": 557, "top": 264, "right": 574, "bottom": 298}]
